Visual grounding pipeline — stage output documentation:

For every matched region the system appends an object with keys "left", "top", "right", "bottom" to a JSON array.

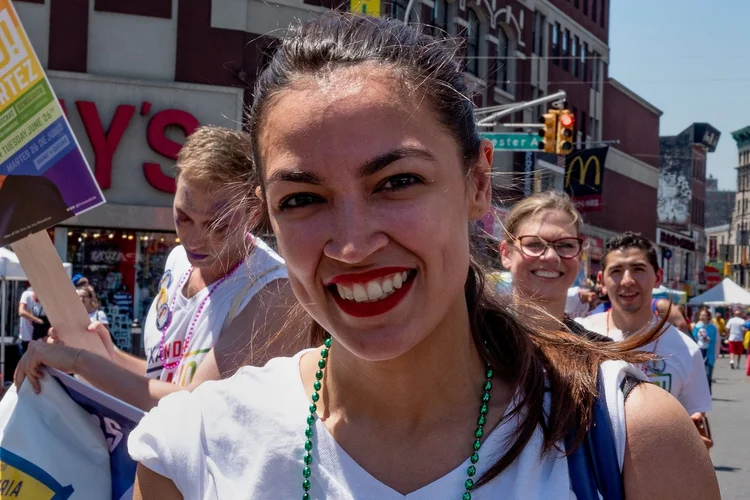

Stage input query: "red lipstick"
[
  {"left": 328, "top": 267, "right": 411, "bottom": 285},
  {"left": 330, "top": 271, "right": 415, "bottom": 318}
]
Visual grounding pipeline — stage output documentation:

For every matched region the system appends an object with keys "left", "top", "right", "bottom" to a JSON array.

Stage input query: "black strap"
[{"left": 621, "top": 375, "right": 644, "bottom": 401}]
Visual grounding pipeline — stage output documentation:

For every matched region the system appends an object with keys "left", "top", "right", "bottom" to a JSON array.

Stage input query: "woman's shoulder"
[{"left": 129, "top": 351, "right": 311, "bottom": 476}]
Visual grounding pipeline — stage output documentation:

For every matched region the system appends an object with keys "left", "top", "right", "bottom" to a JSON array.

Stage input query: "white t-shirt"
[
  {"left": 142, "top": 237, "right": 287, "bottom": 387},
  {"left": 577, "top": 312, "right": 712, "bottom": 414},
  {"left": 19, "top": 289, "right": 42, "bottom": 341},
  {"left": 564, "top": 287, "right": 590, "bottom": 319},
  {"left": 129, "top": 351, "right": 641, "bottom": 500},
  {"left": 725, "top": 316, "right": 746, "bottom": 342},
  {"left": 89, "top": 309, "right": 108, "bottom": 325}
]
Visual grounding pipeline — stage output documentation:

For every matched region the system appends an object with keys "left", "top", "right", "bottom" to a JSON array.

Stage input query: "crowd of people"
[{"left": 11, "top": 12, "right": 720, "bottom": 499}]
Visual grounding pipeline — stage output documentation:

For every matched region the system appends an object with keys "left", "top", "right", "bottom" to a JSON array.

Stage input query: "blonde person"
[
  {"left": 129, "top": 14, "right": 718, "bottom": 499},
  {"left": 500, "top": 192, "right": 606, "bottom": 337},
  {"left": 15, "top": 126, "right": 298, "bottom": 411},
  {"left": 76, "top": 285, "right": 109, "bottom": 327}
]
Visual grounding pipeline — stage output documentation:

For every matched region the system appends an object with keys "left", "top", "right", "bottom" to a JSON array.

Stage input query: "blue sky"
[{"left": 608, "top": 0, "right": 747, "bottom": 190}]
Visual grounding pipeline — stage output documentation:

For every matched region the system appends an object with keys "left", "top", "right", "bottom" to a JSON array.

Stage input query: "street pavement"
[{"left": 708, "top": 357, "right": 749, "bottom": 500}]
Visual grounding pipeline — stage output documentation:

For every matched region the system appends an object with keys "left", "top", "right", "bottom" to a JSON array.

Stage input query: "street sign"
[{"left": 481, "top": 132, "right": 540, "bottom": 151}]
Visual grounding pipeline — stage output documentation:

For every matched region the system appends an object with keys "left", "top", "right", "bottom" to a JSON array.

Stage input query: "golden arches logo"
[{"left": 565, "top": 155, "right": 601, "bottom": 188}]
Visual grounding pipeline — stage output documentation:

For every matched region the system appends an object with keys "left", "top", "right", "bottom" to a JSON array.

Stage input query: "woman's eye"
[
  {"left": 279, "top": 193, "right": 322, "bottom": 210},
  {"left": 379, "top": 174, "right": 421, "bottom": 191}
]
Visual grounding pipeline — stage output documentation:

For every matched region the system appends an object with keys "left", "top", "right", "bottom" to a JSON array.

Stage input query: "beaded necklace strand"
[
  {"left": 301, "top": 339, "right": 494, "bottom": 500},
  {"left": 159, "top": 260, "right": 243, "bottom": 370}
]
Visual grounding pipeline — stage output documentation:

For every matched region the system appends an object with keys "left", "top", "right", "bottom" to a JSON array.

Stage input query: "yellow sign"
[
  {"left": 566, "top": 155, "right": 601, "bottom": 188},
  {"left": 0, "top": 449, "right": 74, "bottom": 499},
  {"left": 350, "top": 0, "right": 381, "bottom": 16}
]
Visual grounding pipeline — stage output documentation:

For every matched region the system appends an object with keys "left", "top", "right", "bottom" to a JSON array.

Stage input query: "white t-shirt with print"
[
  {"left": 577, "top": 312, "right": 712, "bottom": 414},
  {"left": 128, "top": 350, "right": 643, "bottom": 500},
  {"left": 19, "top": 289, "right": 42, "bottom": 341},
  {"left": 725, "top": 316, "right": 746, "bottom": 342},
  {"left": 142, "top": 237, "right": 287, "bottom": 387}
]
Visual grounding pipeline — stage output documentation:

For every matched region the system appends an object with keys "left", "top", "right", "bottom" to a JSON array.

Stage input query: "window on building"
[
  {"left": 496, "top": 27, "right": 511, "bottom": 92},
  {"left": 592, "top": 0, "right": 598, "bottom": 23},
  {"left": 581, "top": 42, "right": 588, "bottom": 81},
  {"left": 574, "top": 0, "right": 580, "bottom": 8},
  {"left": 572, "top": 36, "right": 579, "bottom": 77},
  {"left": 600, "top": 0, "right": 607, "bottom": 28},
  {"left": 583, "top": 0, "right": 589, "bottom": 15},
  {"left": 580, "top": 110, "right": 588, "bottom": 145},
  {"left": 562, "top": 29, "right": 569, "bottom": 71},
  {"left": 389, "top": 0, "right": 408, "bottom": 21},
  {"left": 465, "top": 9, "right": 480, "bottom": 76},
  {"left": 552, "top": 23, "right": 560, "bottom": 63},
  {"left": 431, "top": 0, "right": 450, "bottom": 37},
  {"left": 532, "top": 11, "right": 546, "bottom": 55}
]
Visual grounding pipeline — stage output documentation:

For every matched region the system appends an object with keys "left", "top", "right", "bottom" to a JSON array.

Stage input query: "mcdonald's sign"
[{"left": 564, "top": 147, "right": 609, "bottom": 212}]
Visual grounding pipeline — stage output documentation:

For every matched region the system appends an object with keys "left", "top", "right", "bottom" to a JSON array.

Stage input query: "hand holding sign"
[{"left": 0, "top": 1, "right": 107, "bottom": 371}]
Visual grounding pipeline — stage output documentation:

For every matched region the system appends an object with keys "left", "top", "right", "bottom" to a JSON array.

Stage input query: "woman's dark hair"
[{"left": 248, "top": 12, "right": 665, "bottom": 487}]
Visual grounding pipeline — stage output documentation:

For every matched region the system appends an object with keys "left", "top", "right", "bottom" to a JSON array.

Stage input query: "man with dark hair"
[{"left": 577, "top": 231, "right": 712, "bottom": 447}]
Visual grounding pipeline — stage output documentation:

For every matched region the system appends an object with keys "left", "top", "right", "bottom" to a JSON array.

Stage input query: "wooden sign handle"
[{"left": 12, "top": 231, "right": 108, "bottom": 358}]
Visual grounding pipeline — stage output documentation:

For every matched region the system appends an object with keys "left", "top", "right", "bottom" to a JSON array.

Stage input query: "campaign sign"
[
  {"left": 0, "top": 0, "right": 104, "bottom": 245},
  {"left": 50, "top": 369, "right": 146, "bottom": 500}
]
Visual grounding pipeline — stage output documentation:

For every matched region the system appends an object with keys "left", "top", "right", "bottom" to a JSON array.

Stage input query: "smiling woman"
[{"left": 128, "top": 13, "right": 719, "bottom": 500}]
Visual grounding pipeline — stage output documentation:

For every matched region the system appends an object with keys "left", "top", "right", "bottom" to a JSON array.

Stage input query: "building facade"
[
  {"left": 705, "top": 175, "right": 735, "bottom": 228},
  {"left": 658, "top": 123, "right": 720, "bottom": 295},
  {"left": 730, "top": 126, "right": 750, "bottom": 286}
]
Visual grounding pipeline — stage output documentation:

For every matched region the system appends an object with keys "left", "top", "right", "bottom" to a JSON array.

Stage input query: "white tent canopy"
[
  {"left": 687, "top": 277, "right": 750, "bottom": 306},
  {"left": 0, "top": 247, "right": 72, "bottom": 281}
]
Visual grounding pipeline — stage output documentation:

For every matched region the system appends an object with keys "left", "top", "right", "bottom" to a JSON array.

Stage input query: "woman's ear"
[{"left": 468, "top": 139, "right": 493, "bottom": 220}]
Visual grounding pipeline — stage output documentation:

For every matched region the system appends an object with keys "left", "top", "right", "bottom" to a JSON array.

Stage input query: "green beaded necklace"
[{"left": 301, "top": 338, "right": 494, "bottom": 500}]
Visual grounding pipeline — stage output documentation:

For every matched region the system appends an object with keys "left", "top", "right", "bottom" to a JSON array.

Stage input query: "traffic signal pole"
[{"left": 475, "top": 90, "right": 567, "bottom": 127}]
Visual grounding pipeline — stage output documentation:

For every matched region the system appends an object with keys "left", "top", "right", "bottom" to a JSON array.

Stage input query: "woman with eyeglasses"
[{"left": 500, "top": 192, "right": 601, "bottom": 337}]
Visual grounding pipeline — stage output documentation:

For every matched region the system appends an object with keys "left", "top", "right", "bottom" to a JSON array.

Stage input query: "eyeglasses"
[{"left": 515, "top": 235, "right": 583, "bottom": 259}]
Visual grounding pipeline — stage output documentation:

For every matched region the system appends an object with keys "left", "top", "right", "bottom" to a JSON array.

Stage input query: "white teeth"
[
  {"left": 533, "top": 270, "right": 560, "bottom": 279},
  {"left": 393, "top": 272, "right": 403, "bottom": 289},
  {"left": 333, "top": 271, "right": 413, "bottom": 303},
  {"left": 352, "top": 284, "right": 368, "bottom": 302},
  {"left": 366, "top": 281, "right": 384, "bottom": 300}
]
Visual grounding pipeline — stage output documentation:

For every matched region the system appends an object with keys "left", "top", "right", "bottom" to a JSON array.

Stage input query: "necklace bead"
[
  {"left": 158, "top": 260, "right": 243, "bottom": 372},
  {"left": 302, "top": 339, "right": 494, "bottom": 499}
]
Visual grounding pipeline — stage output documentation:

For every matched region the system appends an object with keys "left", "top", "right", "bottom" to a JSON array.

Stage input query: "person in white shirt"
[
  {"left": 724, "top": 308, "right": 746, "bottom": 369},
  {"left": 17, "top": 287, "right": 43, "bottom": 353},
  {"left": 127, "top": 15, "right": 716, "bottom": 500},
  {"left": 14, "top": 126, "right": 300, "bottom": 411},
  {"left": 577, "top": 231, "right": 713, "bottom": 447}
]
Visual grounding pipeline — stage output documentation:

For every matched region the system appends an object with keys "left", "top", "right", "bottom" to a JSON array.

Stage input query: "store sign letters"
[{"left": 58, "top": 99, "right": 199, "bottom": 194}]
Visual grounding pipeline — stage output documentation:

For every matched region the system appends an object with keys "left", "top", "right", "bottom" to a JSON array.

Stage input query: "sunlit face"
[
  {"left": 500, "top": 209, "right": 580, "bottom": 304},
  {"left": 173, "top": 176, "right": 245, "bottom": 272},
  {"left": 76, "top": 288, "right": 96, "bottom": 313},
  {"left": 601, "top": 248, "right": 663, "bottom": 315},
  {"left": 699, "top": 310, "right": 710, "bottom": 324},
  {"left": 258, "top": 66, "right": 492, "bottom": 361}
]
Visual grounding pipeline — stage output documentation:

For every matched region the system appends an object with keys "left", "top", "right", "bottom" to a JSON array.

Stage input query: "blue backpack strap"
[{"left": 566, "top": 369, "right": 627, "bottom": 500}]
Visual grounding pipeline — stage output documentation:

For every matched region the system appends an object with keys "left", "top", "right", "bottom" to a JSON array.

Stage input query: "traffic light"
[
  {"left": 556, "top": 110, "right": 575, "bottom": 155},
  {"left": 538, "top": 110, "right": 558, "bottom": 154}
]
